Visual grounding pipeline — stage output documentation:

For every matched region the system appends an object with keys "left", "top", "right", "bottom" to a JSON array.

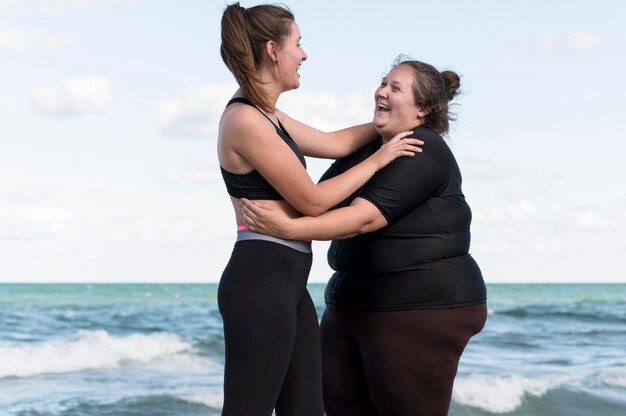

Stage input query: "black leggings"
[
  {"left": 218, "top": 240, "right": 323, "bottom": 416},
  {"left": 321, "top": 304, "right": 487, "bottom": 416}
]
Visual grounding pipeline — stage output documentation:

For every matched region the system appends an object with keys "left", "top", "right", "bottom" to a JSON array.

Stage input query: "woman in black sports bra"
[
  {"left": 241, "top": 58, "right": 488, "bottom": 416},
  {"left": 217, "top": 4, "right": 422, "bottom": 416}
]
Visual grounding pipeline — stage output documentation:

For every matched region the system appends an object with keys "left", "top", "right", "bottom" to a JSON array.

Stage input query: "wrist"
[
  {"left": 283, "top": 218, "right": 301, "bottom": 240},
  {"left": 371, "top": 156, "right": 384, "bottom": 173}
]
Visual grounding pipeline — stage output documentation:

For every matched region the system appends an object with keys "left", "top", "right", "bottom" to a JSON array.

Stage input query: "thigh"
[
  {"left": 276, "top": 290, "right": 323, "bottom": 416},
  {"left": 321, "top": 308, "right": 378, "bottom": 416},
  {"left": 219, "top": 241, "right": 307, "bottom": 415},
  {"left": 360, "top": 305, "right": 487, "bottom": 416}
]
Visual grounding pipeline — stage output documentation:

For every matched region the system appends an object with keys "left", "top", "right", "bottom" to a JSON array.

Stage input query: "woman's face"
[
  {"left": 373, "top": 64, "right": 424, "bottom": 140},
  {"left": 276, "top": 21, "right": 307, "bottom": 92}
]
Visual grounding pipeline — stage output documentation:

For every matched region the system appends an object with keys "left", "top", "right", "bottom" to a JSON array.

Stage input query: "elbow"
[
  {"left": 298, "top": 203, "right": 326, "bottom": 217},
  {"left": 357, "top": 220, "right": 371, "bottom": 235},
  {"left": 293, "top": 195, "right": 328, "bottom": 217},
  {"left": 358, "top": 215, "right": 387, "bottom": 235}
]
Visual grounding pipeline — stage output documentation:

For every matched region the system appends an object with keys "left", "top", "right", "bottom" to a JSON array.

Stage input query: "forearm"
[
  {"left": 284, "top": 115, "right": 377, "bottom": 159},
  {"left": 283, "top": 201, "right": 386, "bottom": 240},
  {"left": 280, "top": 208, "right": 364, "bottom": 240},
  {"left": 327, "top": 123, "right": 378, "bottom": 157},
  {"left": 305, "top": 157, "right": 379, "bottom": 215}
]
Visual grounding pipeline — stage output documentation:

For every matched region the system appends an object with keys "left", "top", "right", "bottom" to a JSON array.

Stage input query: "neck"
[
  {"left": 259, "top": 66, "right": 281, "bottom": 111},
  {"left": 380, "top": 121, "right": 424, "bottom": 144}
]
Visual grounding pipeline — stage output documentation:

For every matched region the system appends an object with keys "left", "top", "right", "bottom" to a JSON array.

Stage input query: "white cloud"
[
  {"left": 537, "top": 31, "right": 599, "bottom": 52},
  {"left": 0, "top": 207, "right": 77, "bottom": 242},
  {"left": 155, "top": 84, "right": 373, "bottom": 138},
  {"left": 127, "top": 218, "right": 214, "bottom": 244},
  {"left": 27, "top": 75, "right": 112, "bottom": 117},
  {"left": 565, "top": 32, "right": 599, "bottom": 50},
  {"left": 463, "top": 160, "right": 513, "bottom": 181},
  {"left": 156, "top": 83, "right": 236, "bottom": 138},
  {"left": 571, "top": 205, "right": 624, "bottom": 230},
  {"left": 574, "top": 209, "right": 610, "bottom": 229},
  {"left": 476, "top": 200, "right": 544, "bottom": 224},
  {"left": 470, "top": 199, "right": 626, "bottom": 282},
  {"left": 495, "top": 183, "right": 547, "bottom": 199},
  {"left": 0, "top": 28, "right": 79, "bottom": 53},
  {"left": 278, "top": 91, "right": 373, "bottom": 132},
  {"left": 157, "top": 168, "right": 221, "bottom": 185},
  {"left": 474, "top": 200, "right": 626, "bottom": 231},
  {"left": 462, "top": 157, "right": 564, "bottom": 185}
]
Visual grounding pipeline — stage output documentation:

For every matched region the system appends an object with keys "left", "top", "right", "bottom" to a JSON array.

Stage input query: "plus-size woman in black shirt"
[{"left": 241, "top": 58, "right": 487, "bottom": 416}]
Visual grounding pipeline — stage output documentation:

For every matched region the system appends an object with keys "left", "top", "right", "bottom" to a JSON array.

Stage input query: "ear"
[
  {"left": 416, "top": 106, "right": 429, "bottom": 118},
  {"left": 265, "top": 40, "right": 278, "bottom": 64}
]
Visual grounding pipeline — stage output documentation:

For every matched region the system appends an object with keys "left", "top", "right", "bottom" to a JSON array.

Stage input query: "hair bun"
[{"left": 441, "top": 70, "right": 460, "bottom": 101}]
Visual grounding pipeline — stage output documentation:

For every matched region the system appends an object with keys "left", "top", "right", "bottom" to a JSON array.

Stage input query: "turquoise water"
[{"left": 1, "top": 284, "right": 625, "bottom": 415}]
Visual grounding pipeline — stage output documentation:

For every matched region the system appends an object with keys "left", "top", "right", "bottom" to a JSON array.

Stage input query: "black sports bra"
[{"left": 220, "top": 97, "right": 306, "bottom": 200}]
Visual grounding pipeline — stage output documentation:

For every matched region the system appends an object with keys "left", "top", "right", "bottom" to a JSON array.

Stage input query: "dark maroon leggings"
[{"left": 320, "top": 304, "right": 487, "bottom": 416}]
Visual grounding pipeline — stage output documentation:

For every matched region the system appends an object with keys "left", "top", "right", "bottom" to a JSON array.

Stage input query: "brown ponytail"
[{"left": 220, "top": 3, "right": 294, "bottom": 112}]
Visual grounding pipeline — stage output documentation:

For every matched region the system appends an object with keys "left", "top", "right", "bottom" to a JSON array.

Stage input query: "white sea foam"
[
  {"left": 181, "top": 389, "right": 224, "bottom": 409},
  {"left": 599, "top": 366, "right": 626, "bottom": 389},
  {"left": 0, "top": 330, "right": 192, "bottom": 378},
  {"left": 452, "top": 374, "right": 569, "bottom": 413}
]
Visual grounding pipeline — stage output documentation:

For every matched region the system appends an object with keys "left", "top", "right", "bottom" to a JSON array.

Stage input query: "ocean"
[{"left": 0, "top": 283, "right": 624, "bottom": 415}]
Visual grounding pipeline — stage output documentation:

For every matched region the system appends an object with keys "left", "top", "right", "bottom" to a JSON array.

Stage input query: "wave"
[
  {"left": 496, "top": 306, "right": 626, "bottom": 324},
  {"left": 452, "top": 374, "right": 574, "bottom": 413},
  {"left": 0, "top": 330, "right": 193, "bottom": 379},
  {"left": 596, "top": 366, "right": 626, "bottom": 389},
  {"left": 453, "top": 366, "right": 626, "bottom": 414},
  {"left": 180, "top": 389, "right": 224, "bottom": 409}
]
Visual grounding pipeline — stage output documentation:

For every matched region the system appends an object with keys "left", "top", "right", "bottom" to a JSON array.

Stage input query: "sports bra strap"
[{"left": 226, "top": 97, "right": 282, "bottom": 132}]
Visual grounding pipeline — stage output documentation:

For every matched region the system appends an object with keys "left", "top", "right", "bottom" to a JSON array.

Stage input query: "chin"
[{"left": 372, "top": 118, "right": 386, "bottom": 129}]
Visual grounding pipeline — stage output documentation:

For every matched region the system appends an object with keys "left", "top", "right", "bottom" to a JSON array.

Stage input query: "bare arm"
[
  {"left": 222, "top": 105, "right": 422, "bottom": 216},
  {"left": 277, "top": 110, "right": 379, "bottom": 159},
  {"left": 240, "top": 197, "right": 388, "bottom": 240}
]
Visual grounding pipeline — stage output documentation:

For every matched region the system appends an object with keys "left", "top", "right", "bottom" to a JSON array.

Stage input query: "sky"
[{"left": 1, "top": 0, "right": 625, "bottom": 284}]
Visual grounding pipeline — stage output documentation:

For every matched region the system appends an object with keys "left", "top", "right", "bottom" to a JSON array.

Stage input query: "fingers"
[
  {"left": 387, "top": 132, "right": 424, "bottom": 152},
  {"left": 399, "top": 140, "right": 422, "bottom": 154},
  {"left": 239, "top": 198, "right": 256, "bottom": 229},
  {"left": 390, "top": 138, "right": 423, "bottom": 156},
  {"left": 404, "top": 138, "right": 424, "bottom": 146},
  {"left": 241, "top": 204, "right": 260, "bottom": 231},
  {"left": 389, "top": 130, "right": 414, "bottom": 143}
]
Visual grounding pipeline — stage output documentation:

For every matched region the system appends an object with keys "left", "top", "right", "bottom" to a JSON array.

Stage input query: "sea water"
[{"left": 0, "top": 284, "right": 624, "bottom": 415}]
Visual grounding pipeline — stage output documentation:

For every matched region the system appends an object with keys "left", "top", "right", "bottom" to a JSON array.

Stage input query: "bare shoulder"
[{"left": 220, "top": 103, "right": 276, "bottom": 147}]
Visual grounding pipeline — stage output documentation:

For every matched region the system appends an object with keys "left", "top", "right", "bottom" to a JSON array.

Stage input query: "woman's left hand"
[{"left": 240, "top": 198, "right": 292, "bottom": 238}]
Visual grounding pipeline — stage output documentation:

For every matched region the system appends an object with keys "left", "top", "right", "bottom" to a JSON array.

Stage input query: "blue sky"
[{"left": 1, "top": 0, "right": 625, "bottom": 283}]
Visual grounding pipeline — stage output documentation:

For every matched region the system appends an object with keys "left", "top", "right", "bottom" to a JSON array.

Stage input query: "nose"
[
  {"left": 301, "top": 48, "right": 308, "bottom": 61},
  {"left": 375, "top": 85, "right": 387, "bottom": 99}
]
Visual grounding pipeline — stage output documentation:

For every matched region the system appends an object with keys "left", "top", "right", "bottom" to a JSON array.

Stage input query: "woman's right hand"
[
  {"left": 371, "top": 131, "right": 423, "bottom": 171},
  {"left": 240, "top": 198, "right": 294, "bottom": 239}
]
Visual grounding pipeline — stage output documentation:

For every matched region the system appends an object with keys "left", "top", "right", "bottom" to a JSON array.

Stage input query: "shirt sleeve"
[{"left": 357, "top": 132, "right": 449, "bottom": 223}]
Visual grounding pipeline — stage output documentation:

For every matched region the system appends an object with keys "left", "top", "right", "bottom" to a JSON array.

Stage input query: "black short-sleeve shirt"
[{"left": 322, "top": 127, "right": 487, "bottom": 310}]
